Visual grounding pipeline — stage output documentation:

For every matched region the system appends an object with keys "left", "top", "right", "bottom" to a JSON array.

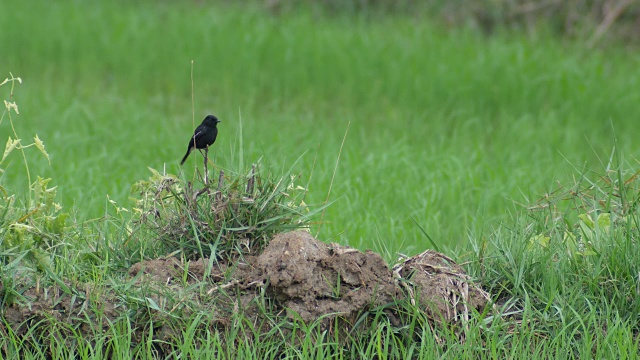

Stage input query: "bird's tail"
[{"left": 180, "top": 148, "right": 192, "bottom": 165}]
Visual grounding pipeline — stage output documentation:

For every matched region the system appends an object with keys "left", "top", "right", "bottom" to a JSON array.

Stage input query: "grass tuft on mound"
[{"left": 129, "top": 161, "right": 317, "bottom": 261}]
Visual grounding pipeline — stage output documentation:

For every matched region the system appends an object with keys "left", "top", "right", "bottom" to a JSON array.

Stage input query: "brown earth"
[{"left": 1, "top": 230, "right": 491, "bottom": 350}]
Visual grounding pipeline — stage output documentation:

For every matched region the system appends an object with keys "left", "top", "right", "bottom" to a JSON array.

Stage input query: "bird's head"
[{"left": 203, "top": 115, "right": 221, "bottom": 126}]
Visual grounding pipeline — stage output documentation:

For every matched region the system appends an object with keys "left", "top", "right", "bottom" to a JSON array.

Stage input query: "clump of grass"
[
  {"left": 474, "top": 154, "right": 640, "bottom": 291},
  {"left": 130, "top": 162, "right": 315, "bottom": 261},
  {"left": 461, "top": 154, "right": 640, "bottom": 355}
]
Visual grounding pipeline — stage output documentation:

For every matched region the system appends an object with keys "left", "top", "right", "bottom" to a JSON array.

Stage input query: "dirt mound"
[
  {"left": 1, "top": 231, "right": 491, "bottom": 352},
  {"left": 2, "top": 282, "right": 120, "bottom": 338},
  {"left": 248, "top": 231, "right": 399, "bottom": 322},
  {"left": 128, "top": 257, "right": 211, "bottom": 285}
]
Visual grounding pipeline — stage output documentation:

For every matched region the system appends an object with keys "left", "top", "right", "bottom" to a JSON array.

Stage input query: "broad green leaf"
[
  {"left": 578, "top": 213, "right": 594, "bottom": 229},
  {"left": 597, "top": 213, "right": 611, "bottom": 229},
  {"left": 50, "top": 213, "right": 68, "bottom": 235},
  {"left": 528, "top": 233, "right": 550, "bottom": 248}
]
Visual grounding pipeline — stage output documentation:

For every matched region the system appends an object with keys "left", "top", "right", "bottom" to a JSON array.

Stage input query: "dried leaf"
[
  {"left": 34, "top": 134, "right": 50, "bottom": 163},
  {"left": 3, "top": 100, "right": 19, "bottom": 114},
  {"left": 2, "top": 137, "right": 20, "bottom": 163}
]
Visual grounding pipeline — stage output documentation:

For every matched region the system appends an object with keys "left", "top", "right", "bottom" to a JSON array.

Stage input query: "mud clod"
[{"left": 251, "top": 231, "right": 399, "bottom": 322}]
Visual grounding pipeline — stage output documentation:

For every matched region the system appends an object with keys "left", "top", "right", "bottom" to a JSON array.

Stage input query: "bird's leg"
[{"left": 204, "top": 147, "right": 209, "bottom": 185}]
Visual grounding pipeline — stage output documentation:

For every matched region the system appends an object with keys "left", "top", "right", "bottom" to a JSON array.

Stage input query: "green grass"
[
  {"left": 2, "top": 0, "right": 639, "bottom": 253},
  {"left": 2, "top": 0, "right": 640, "bottom": 358}
]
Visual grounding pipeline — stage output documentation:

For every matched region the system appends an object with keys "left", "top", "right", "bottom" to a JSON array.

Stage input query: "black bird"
[{"left": 180, "top": 115, "right": 221, "bottom": 165}]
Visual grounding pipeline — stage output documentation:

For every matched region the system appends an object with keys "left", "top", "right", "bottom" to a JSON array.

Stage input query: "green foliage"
[
  {"left": 1, "top": 177, "right": 67, "bottom": 270},
  {"left": 0, "top": 75, "right": 77, "bottom": 314},
  {"left": 525, "top": 160, "right": 639, "bottom": 259},
  {"left": 1, "top": 76, "right": 66, "bottom": 268}
]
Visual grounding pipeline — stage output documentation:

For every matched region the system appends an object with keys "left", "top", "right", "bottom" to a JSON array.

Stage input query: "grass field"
[
  {"left": 2, "top": 0, "right": 640, "bottom": 358},
  {"left": 3, "top": 0, "right": 639, "bottom": 252}
]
